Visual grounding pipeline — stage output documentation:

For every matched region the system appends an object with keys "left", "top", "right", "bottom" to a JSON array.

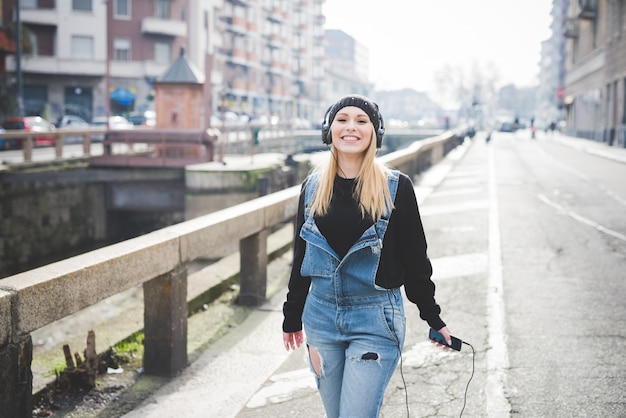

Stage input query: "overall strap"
[{"left": 383, "top": 170, "right": 400, "bottom": 220}]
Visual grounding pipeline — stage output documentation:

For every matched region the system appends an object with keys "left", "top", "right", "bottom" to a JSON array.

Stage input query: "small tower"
[{"left": 153, "top": 47, "right": 205, "bottom": 129}]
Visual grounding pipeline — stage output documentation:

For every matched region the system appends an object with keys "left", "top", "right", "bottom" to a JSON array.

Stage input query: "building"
[
  {"left": 1, "top": 0, "right": 327, "bottom": 127},
  {"left": 324, "top": 29, "right": 372, "bottom": 105},
  {"left": 561, "top": 0, "right": 626, "bottom": 146},
  {"left": 537, "top": 0, "right": 569, "bottom": 126}
]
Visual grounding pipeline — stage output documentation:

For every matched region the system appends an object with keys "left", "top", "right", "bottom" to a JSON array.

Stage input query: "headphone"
[{"left": 321, "top": 106, "right": 385, "bottom": 148}]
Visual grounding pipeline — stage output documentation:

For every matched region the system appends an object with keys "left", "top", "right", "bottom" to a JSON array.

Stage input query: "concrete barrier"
[{"left": 0, "top": 128, "right": 465, "bottom": 417}]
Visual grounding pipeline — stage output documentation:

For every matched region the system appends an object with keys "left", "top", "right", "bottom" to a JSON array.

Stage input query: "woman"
[{"left": 282, "top": 94, "right": 452, "bottom": 417}]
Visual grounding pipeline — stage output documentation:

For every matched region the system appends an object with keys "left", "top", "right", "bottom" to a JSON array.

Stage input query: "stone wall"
[{"left": 0, "top": 171, "right": 108, "bottom": 278}]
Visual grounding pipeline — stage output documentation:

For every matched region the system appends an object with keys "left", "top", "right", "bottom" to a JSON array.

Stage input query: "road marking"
[
  {"left": 431, "top": 252, "right": 488, "bottom": 280},
  {"left": 537, "top": 194, "right": 626, "bottom": 242},
  {"left": 419, "top": 200, "right": 489, "bottom": 216},
  {"left": 486, "top": 144, "right": 511, "bottom": 416}
]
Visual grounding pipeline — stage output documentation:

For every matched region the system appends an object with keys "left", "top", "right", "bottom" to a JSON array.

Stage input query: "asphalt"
[{"left": 115, "top": 130, "right": 626, "bottom": 418}]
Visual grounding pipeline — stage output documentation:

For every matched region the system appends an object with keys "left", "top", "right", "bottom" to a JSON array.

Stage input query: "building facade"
[
  {"left": 538, "top": 0, "right": 569, "bottom": 126},
  {"left": 1, "top": 0, "right": 327, "bottom": 127},
  {"left": 562, "top": 0, "right": 626, "bottom": 145}
]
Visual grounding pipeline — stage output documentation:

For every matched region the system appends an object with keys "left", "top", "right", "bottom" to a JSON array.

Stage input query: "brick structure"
[{"left": 154, "top": 47, "right": 205, "bottom": 130}]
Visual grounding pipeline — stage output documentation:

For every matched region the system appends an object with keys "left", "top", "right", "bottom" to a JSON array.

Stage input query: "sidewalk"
[{"left": 528, "top": 129, "right": 626, "bottom": 164}]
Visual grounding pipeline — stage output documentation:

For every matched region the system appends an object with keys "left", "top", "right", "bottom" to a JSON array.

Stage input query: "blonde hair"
[{"left": 309, "top": 129, "right": 394, "bottom": 220}]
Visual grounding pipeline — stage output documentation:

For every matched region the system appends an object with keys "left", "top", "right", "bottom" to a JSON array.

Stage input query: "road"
[{"left": 491, "top": 131, "right": 626, "bottom": 417}]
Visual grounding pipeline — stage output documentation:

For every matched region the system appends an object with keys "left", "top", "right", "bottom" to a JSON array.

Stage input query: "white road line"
[
  {"left": 486, "top": 144, "right": 511, "bottom": 417},
  {"left": 419, "top": 200, "right": 489, "bottom": 216},
  {"left": 537, "top": 194, "right": 626, "bottom": 242}
]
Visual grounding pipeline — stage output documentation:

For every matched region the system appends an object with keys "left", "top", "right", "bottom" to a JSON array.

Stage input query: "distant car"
[
  {"left": 56, "top": 114, "right": 90, "bottom": 129},
  {"left": 90, "top": 116, "right": 134, "bottom": 141},
  {"left": 498, "top": 121, "right": 516, "bottom": 132},
  {"left": 127, "top": 110, "right": 156, "bottom": 127},
  {"left": 1, "top": 116, "right": 56, "bottom": 148},
  {"left": 55, "top": 115, "right": 90, "bottom": 143}
]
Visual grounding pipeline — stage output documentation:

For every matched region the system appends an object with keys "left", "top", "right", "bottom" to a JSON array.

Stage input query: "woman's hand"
[
  {"left": 283, "top": 331, "right": 304, "bottom": 351},
  {"left": 433, "top": 326, "right": 453, "bottom": 350}
]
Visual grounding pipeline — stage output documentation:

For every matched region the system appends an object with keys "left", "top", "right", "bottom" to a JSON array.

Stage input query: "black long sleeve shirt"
[{"left": 282, "top": 173, "right": 445, "bottom": 332}]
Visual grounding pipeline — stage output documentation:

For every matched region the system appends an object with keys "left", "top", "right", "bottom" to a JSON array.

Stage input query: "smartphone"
[{"left": 429, "top": 328, "right": 462, "bottom": 351}]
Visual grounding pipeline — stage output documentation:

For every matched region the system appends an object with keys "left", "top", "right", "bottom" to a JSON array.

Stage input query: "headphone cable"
[{"left": 459, "top": 341, "right": 475, "bottom": 417}]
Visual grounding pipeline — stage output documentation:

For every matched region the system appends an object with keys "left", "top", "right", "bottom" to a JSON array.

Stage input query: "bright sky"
[{"left": 323, "top": 0, "right": 553, "bottom": 101}]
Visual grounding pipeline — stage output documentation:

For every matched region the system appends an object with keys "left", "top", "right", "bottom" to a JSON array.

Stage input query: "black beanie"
[{"left": 325, "top": 94, "right": 382, "bottom": 130}]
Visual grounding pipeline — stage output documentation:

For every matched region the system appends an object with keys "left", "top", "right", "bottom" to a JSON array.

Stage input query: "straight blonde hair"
[{"left": 309, "top": 130, "right": 394, "bottom": 220}]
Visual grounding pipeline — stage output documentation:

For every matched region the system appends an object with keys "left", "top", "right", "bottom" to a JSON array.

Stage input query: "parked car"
[
  {"left": 56, "top": 115, "right": 90, "bottom": 129},
  {"left": 1, "top": 116, "right": 56, "bottom": 147},
  {"left": 90, "top": 115, "right": 134, "bottom": 141},
  {"left": 127, "top": 110, "right": 156, "bottom": 127},
  {"left": 55, "top": 115, "right": 90, "bottom": 143}
]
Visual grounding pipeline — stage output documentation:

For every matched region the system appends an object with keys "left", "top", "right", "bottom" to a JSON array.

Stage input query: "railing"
[
  {"left": 0, "top": 129, "right": 465, "bottom": 417},
  {"left": 0, "top": 127, "right": 106, "bottom": 163},
  {"left": 0, "top": 125, "right": 308, "bottom": 168}
]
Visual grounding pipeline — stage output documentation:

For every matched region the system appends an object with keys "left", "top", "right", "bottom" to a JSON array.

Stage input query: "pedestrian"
[{"left": 282, "top": 94, "right": 454, "bottom": 417}]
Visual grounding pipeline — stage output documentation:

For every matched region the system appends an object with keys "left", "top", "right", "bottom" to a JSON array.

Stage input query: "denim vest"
[{"left": 300, "top": 171, "right": 400, "bottom": 300}]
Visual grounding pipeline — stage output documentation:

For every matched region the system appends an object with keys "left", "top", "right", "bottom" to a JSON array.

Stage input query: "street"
[{"left": 232, "top": 130, "right": 626, "bottom": 417}]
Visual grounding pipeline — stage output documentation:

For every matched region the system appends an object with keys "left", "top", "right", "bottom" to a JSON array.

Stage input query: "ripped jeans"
[{"left": 302, "top": 287, "right": 406, "bottom": 418}]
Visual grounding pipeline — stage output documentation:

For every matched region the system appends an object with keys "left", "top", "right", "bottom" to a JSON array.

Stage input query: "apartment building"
[
  {"left": 538, "top": 0, "right": 568, "bottom": 125},
  {"left": 562, "top": 0, "right": 626, "bottom": 145},
  {"left": 324, "top": 29, "right": 373, "bottom": 102},
  {"left": 1, "top": 0, "right": 327, "bottom": 126}
]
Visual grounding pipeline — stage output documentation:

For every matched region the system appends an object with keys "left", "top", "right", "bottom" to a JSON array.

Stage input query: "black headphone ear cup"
[
  {"left": 375, "top": 115, "right": 385, "bottom": 148},
  {"left": 321, "top": 107, "right": 332, "bottom": 145},
  {"left": 376, "top": 128, "right": 384, "bottom": 148},
  {"left": 321, "top": 123, "right": 330, "bottom": 144}
]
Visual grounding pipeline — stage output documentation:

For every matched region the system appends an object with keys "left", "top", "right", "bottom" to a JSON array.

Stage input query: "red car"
[{"left": 1, "top": 116, "right": 57, "bottom": 147}]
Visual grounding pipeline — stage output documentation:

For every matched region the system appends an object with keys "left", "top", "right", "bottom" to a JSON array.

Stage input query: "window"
[
  {"left": 72, "top": 0, "right": 92, "bottom": 12},
  {"left": 156, "top": 0, "right": 172, "bottom": 19},
  {"left": 114, "top": 38, "right": 131, "bottom": 61},
  {"left": 114, "top": 0, "right": 131, "bottom": 19},
  {"left": 154, "top": 42, "right": 171, "bottom": 64},
  {"left": 22, "top": 0, "right": 37, "bottom": 8},
  {"left": 71, "top": 35, "right": 94, "bottom": 59}
]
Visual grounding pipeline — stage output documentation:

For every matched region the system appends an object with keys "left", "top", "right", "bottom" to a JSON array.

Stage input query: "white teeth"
[{"left": 342, "top": 136, "right": 359, "bottom": 140}]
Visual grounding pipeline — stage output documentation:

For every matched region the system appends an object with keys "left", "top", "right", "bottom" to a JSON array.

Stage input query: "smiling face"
[{"left": 329, "top": 106, "right": 374, "bottom": 156}]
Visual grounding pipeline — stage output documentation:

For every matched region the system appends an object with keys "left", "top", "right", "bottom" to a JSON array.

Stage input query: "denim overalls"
[{"left": 300, "top": 171, "right": 406, "bottom": 418}]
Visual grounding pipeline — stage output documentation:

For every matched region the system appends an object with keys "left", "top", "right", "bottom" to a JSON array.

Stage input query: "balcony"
[
  {"left": 578, "top": 0, "right": 596, "bottom": 20},
  {"left": 141, "top": 17, "right": 187, "bottom": 37},
  {"left": 226, "top": 0, "right": 251, "bottom": 6},
  {"left": 564, "top": 18, "right": 579, "bottom": 38},
  {"left": 20, "top": 8, "right": 57, "bottom": 26},
  {"left": 267, "top": 8, "right": 284, "bottom": 24}
]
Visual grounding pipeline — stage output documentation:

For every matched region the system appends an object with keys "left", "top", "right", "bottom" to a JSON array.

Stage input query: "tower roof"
[{"left": 157, "top": 47, "right": 205, "bottom": 84}]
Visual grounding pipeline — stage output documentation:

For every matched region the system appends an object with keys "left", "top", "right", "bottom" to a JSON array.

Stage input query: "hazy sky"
[{"left": 323, "top": 0, "right": 553, "bottom": 99}]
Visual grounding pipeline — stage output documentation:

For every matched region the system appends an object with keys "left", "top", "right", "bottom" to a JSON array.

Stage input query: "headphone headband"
[{"left": 321, "top": 95, "right": 385, "bottom": 148}]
